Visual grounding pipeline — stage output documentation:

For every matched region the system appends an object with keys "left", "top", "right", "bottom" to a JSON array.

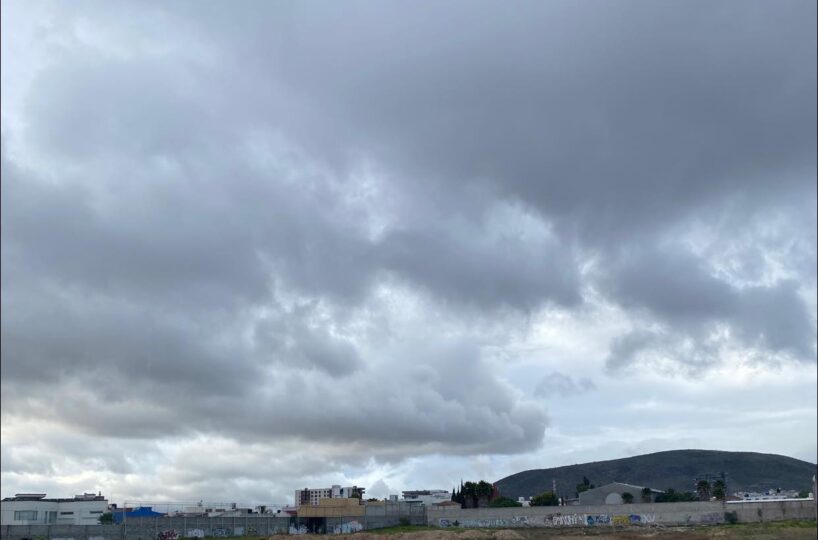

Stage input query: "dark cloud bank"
[{"left": 1, "top": 0, "right": 815, "bottom": 485}]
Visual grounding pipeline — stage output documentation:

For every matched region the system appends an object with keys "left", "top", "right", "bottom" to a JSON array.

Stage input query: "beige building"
[{"left": 296, "top": 498, "right": 365, "bottom": 518}]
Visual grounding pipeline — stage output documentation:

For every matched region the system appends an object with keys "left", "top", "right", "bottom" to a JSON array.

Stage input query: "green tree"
[
  {"left": 621, "top": 492, "right": 634, "bottom": 504},
  {"left": 460, "top": 480, "right": 496, "bottom": 508},
  {"left": 98, "top": 512, "right": 113, "bottom": 524},
  {"left": 712, "top": 480, "right": 726, "bottom": 501},
  {"left": 641, "top": 487, "right": 652, "bottom": 503},
  {"left": 798, "top": 490, "right": 809, "bottom": 499},
  {"left": 575, "top": 476, "right": 594, "bottom": 497},
  {"left": 655, "top": 488, "right": 698, "bottom": 503},
  {"left": 530, "top": 491, "right": 559, "bottom": 506},
  {"left": 696, "top": 480, "right": 712, "bottom": 501},
  {"left": 476, "top": 480, "right": 493, "bottom": 497},
  {"left": 488, "top": 497, "right": 522, "bottom": 508}
]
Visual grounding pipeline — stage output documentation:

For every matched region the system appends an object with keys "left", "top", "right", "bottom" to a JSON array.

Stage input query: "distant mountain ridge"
[{"left": 494, "top": 450, "right": 817, "bottom": 500}]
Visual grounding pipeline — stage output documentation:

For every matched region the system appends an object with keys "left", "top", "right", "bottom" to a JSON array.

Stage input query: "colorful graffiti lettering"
[
  {"left": 612, "top": 515, "right": 630, "bottom": 526},
  {"left": 185, "top": 529, "right": 205, "bottom": 538},
  {"left": 211, "top": 528, "right": 230, "bottom": 537},
  {"left": 245, "top": 527, "right": 257, "bottom": 536},
  {"left": 585, "top": 514, "right": 611, "bottom": 526}
]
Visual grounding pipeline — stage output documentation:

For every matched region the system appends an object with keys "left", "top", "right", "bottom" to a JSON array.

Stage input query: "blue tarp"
[{"left": 113, "top": 507, "right": 164, "bottom": 524}]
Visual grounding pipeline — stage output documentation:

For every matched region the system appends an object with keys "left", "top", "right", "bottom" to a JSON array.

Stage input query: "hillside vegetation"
[{"left": 494, "top": 450, "right": 816, "bottom": 500}]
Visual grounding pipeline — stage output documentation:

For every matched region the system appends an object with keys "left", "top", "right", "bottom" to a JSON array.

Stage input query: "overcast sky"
[{"left": 1, "top": 0, "right": 816, "bottom": 505}]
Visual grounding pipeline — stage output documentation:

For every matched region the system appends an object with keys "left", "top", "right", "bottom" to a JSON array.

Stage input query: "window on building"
[
  {"left": 60, "top": 512, "right": 74, "bottom": 515},
  {"left": 46, "top": 511, "right": 58, "bottom": 523},
  {"left": 14, "top": 511, "right": 38, "bottom": 521},
  {"left": 89, "top": 511, "right": 103, "bottom": 514}
]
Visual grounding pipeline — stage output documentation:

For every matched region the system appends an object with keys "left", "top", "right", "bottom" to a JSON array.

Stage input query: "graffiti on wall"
[
  {"left": 586, "top": 515, "right": 611, "bottom": 526},
  {"left": 462, "top": 519, "right": 513, "bottom": 528},
  {"left": 439, "top": 512, "right": 658, "bottom": 529},
  {"left": 440, "top": 518, "right": 513, "bottom": 528},
  {"left": 548, "top": 514, "right": 583, "bottom": 527},
  {"left": 699, "top": 513, "right": 722, "bottom": 524},
  {"left": 332, "top": 520, "right": 364, "bottom": 534},
  {"left": 610, "top": 514, "right": 656, "bottom": 525},
  {"left": 186, "top": 529, "right": 205, "bottom": 538},
  {"left": 156, "top": 530, "right": 179, "bottom": 540},
  {"left": 211, "top": 528, "right": 230, "bottom": 537},
  {"left": 289, "top": 524, "right": 308, "bottom": 535}
]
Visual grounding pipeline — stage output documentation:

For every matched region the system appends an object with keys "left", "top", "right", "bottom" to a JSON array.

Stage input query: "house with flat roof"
[{"left": 1, "top": 493, "right": 108, "bottom": 525}]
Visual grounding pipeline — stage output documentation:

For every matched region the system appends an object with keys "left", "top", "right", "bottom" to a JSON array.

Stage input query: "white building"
[
  {"left": 734, "top": 489, "right": 801, "bottom": 501},
  {"left": 1, "top": 493, "right": 108, "bottom": 525},
  {"left": 401, "top": 490, "right": 451, "bottom": 506},
  {"left": 294, "top": 485, "right": 364, "bottom": 507}
]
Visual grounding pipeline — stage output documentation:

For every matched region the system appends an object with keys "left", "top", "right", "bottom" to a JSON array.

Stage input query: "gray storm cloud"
[{"left": 1, "top": 0, "right": 815, "bottom": 501}]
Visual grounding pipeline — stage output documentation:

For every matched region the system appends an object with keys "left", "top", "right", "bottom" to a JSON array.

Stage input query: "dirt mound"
[
  {"left": 491, "top": 530, "right": 524, "bottom": 540},
  {"left": 457, "top": 530, "right": 492, "bottom": 540}
]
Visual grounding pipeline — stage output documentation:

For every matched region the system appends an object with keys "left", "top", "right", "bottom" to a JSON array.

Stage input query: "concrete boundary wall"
[
  {"left": 427, "top": 499, "right": 817, "bottom": 528},
  {"left": 0, "top": 508, "right": 425, "bottom": 540},
  {"left": 2, "top": 500, "right": 814, "bottom": 539}
]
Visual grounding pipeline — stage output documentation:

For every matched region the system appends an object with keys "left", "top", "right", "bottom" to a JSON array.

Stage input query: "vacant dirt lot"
[{"left": 330, "top": 521, "right": 818, "bottom": 540}]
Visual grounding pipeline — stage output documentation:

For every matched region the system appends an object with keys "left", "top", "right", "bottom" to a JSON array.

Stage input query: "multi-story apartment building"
[
  {"left": 401, "top": 490, "right": 451, "bottom": 506},
  {"left": 0, "top": 493, "right": 108, "bottom": 525},
  {"left": 294, "top": 485, "right": 365, "bottom": 507}
]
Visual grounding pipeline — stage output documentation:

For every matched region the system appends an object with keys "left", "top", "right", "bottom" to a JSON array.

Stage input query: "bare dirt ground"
[{"left": 294, "top": 521, "right": 818, "bottom": 540}]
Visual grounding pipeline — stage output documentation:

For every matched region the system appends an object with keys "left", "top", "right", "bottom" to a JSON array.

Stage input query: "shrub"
[
  {"left": 530, "top": 491, "right": 559, "bottom": 506},
  {"left": 724, "top": 511, "right": 738, "bottom": 524},
  {"left": 489, "top": 497, "right": 522, "bottom": 508}
]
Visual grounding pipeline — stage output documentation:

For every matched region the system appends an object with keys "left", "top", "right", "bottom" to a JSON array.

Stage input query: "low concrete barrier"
[{"left": 426, "top": 499, "right": 817, "bottom": 528}]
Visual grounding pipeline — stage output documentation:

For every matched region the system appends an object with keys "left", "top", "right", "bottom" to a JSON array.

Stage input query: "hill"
[{"left": 494, "top": 450, "right": 816, "bottom": 499}]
